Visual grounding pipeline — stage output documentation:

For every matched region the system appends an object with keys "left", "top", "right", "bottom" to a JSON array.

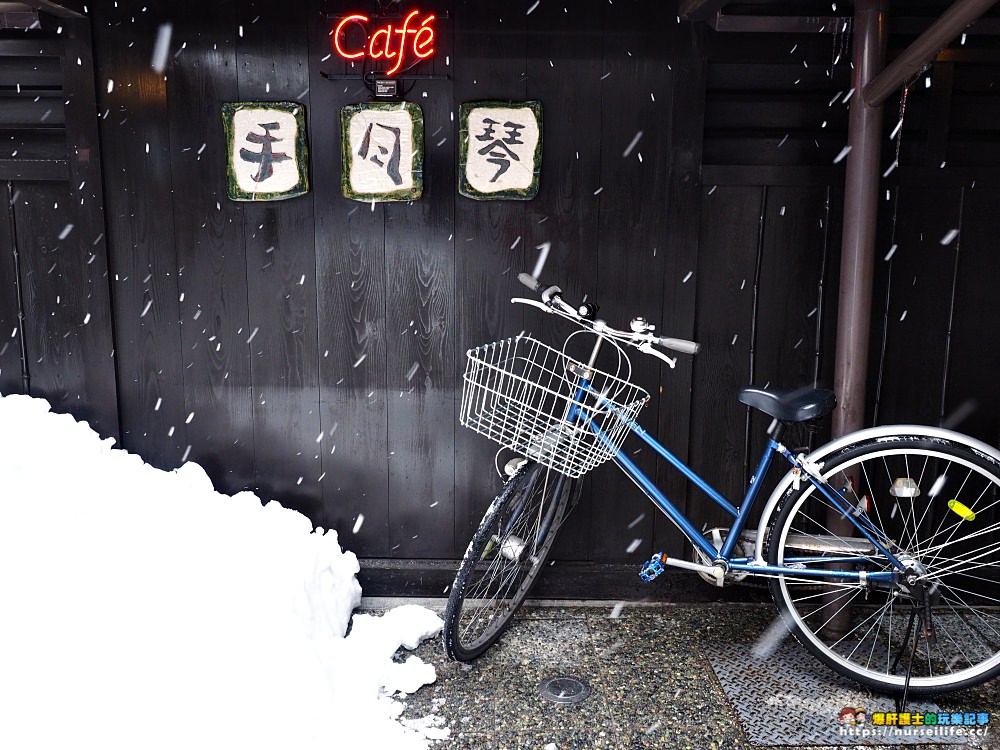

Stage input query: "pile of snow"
[{"left": 0, "top": 394, "right": 446, "bottom": 750}]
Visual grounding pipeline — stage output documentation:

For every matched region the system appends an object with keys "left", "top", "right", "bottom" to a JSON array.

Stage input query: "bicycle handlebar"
[
  {"left": 515, "top": 272, "right": 700, "bottom": 364},
  {"left": 517, "top": 272, "right": 544, "bottom": 293},
  {"left": 658, "top": 337, "right": 700, "bottom": 355}
]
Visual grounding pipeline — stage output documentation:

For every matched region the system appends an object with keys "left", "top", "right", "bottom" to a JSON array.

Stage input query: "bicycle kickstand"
[{"left": 895, "top": 584, "right": 937, "bottom": 714}]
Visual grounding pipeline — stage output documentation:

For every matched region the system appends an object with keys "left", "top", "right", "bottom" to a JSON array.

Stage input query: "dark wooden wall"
[
  {"left": 1, "top": 1, "right": 998, "bottom": 598},
  {"left": 0, "top": 22, "right": 118, "bottom": 439},
  {"left": 867, "top": 45, "right": 1000, "bottom": 447}
]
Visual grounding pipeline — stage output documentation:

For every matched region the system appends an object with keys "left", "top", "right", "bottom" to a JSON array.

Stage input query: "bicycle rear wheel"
[
  {"left": 767, "top": 434, "right": 1000, "bottom": 694},
  {"left": 443, "top": 461, "right": 579, "bottom": 661}
]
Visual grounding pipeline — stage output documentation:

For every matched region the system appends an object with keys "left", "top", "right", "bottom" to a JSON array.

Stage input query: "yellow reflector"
[{"left": 948, "top": 499, "right": 976, "bottom": 522}]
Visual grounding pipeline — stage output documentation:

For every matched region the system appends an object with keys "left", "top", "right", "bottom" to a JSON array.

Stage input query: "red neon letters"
[{"left": 333, "top": 10, "right": 436, "bottom": 76}]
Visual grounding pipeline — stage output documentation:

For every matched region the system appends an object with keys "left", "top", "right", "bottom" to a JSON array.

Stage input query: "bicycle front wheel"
[
  {"left": 443, "top": 461, "right": 579, "bottom": 661},
  {"left": 767, "top": 434, "right": 1000, "bottom": 694}
]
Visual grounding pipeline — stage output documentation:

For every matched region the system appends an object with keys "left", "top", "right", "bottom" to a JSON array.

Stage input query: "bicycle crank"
[{"left": 691, "top": 527, "right": 753, "bottom": 585}]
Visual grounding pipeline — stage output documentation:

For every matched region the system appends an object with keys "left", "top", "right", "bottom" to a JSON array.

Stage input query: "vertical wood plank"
[
  {"left": 12, "top": 181, "right": 114, "bottom": 431},
  {"left": 654, "top": 16, "right": 706, "bottom": 563},
  {"left": 688, "top": 185, "right": 762, "bottom": 528},
  {"left": 926, "top": 62, "right": 954, "bottom": 169},
  {"left": 309, "top": 0, "right": 390, "bottom": 554},
  {"left": 235, "top": 1, "right": 322, "bottom": 519},
  {"left": 59, "top": 17, "right": 119, "bottom": 440},
  {"left": 869, "top": 185, "right": 962, "bottom": 426},
  {"left": 753, "top": 187, "right": 831, "bottom": 392},
  {"left": 451, "top": 0, "right": 528, "bottom": 558},
  {"left": 91, "top": 1, "right": 188, "bottom": 468},
  {"left": 522, "top": 0, "right": 604, "bottom": 563},
  {"left": 747, "top": 185, "right": 833, "bottom": 505},
  {"left": 818, "top": 186, "right": 842, "bottom": 397},
  {"left": 167, "top": 0, "right": 255, "bottom": 488},
  {"left": 0, "top": 181, "right": 24, "bottom": 395},
  {"left": 944, "top": 187, "right": 1000, "bottom": 444},
  {"left": 384, "top": 0, "right": 456, "bottom": 559},
  {"left": 590, "top": 0, "right": 673, "bottom": 566}
]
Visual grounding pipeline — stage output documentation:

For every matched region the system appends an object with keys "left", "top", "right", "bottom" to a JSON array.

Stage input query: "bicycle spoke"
[
  {"left": 445, "top": 462, "right": 577, "bottom": 661},
  {"left": 934, "top": 582, "right": 1000, "bottom": 642},
  {"left": 936, "top": 596, "right": 997, "bottom": 669},
  {"left": 838, "top": 599, "right": 897, "bottom": 658},
  {"left": 916, "top": 483, "right": 1000, "bottom": 565},
  {"left": 932, "top": 579, "right": 1000, "bottom": 611},
  {"left": 919, "top": 538, "right": 1000, "bottom": 581},
  {"left": 782, "top": 581, "right": 868, "bottom": 601},
  {"left": 769, "top": 437, "right": 1000, "bottom": 693},
  {"left": 917, "top": 501, "right": 1000, "bottom": 562}
]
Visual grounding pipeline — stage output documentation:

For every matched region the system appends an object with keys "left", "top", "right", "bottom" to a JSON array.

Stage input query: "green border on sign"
[
  {"left": 222, "top": 101, "right": 309, "bottom": 202},
  {"left": 340, "top": 101, "right": 424, "bottom": 202},
  {"left": 459, "top": 100, "right": 542, "bottom": 201}
]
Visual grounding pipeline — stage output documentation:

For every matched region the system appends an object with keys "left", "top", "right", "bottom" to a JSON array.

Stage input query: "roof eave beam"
[
  {"left": 679, "top": 0, "right": 729, "bottom": 22},
  {"left": 18, "top": 0, "right": 85, "bottom": 19},
  {"left": 864, "top": 0, "right": 1000, "bottom": 106}
]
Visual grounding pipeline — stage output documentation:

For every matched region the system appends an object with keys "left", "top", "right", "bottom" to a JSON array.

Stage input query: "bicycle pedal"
[{"left": 640, "top": 552, "right": 666, "bottom": 582}]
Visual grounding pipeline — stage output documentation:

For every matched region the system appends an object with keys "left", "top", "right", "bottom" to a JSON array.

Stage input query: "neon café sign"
[{"left": 333, "top": 10, "right": 437, "bottom": 76}]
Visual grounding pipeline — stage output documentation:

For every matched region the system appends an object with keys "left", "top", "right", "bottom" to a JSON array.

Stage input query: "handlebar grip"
[
  {"left": 518, "top": 272, "right": 543, "bottom": 292},
  {"left": 659, "top": 337, "right": 701, "bottom": 355}
]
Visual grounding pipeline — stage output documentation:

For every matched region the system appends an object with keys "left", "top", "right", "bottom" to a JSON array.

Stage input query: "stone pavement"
[{"left": 362, "top": 599, "right": 1000, "bottom": 750}]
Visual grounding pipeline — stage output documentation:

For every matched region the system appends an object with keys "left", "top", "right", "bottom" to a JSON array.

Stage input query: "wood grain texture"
[
  {"left": 689, "top": 185, "right": 762, "bottom": 528},
  {"left": 91, "top": 1, "right": 188, "bottom": 468},
  {"left": 310, "top": 0, "right": 390, "bottom": 554},
  {"left": 384, "top": 71, "right": 457, "bottom": 559},
  {"left": 235, "top": 1, "right": 323, "bottom": 520},
  {"left": 589, "top": 0, "right": 673, "bottom": 566},
  {"left": 451, "top": 0, "right": 529, "bottom": 558},
  {"left": 521, "top": 0, "right": 604, "bottom": 564},
  {"left": 654, "top": 18, "right": 706, "bottom": 564},
  {"left": 12, "top": 182, "right": 108, "bottom": 424},
  {"left": 60, "top": 17, "right": 118, "bottom": 440},
  {"left": 167, "top": 0, "right": 255, "bottom": 488}
]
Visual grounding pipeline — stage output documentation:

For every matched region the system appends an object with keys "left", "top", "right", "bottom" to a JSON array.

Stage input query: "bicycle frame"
[{"left": 567, "top": 376, "right": 900, "bottom": 586}]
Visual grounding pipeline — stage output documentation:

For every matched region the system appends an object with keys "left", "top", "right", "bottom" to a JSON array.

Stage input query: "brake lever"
[
  {"left": 637, "top": 341, "right": 677, "bottom": 368},
  {"left": 511, "top": 297, "right": 552, "bottom": 314}
]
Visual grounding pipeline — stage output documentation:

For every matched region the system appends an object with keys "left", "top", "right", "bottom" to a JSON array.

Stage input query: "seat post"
[{"left": 768, "top": 419, "right": 786, "bottom": 443}]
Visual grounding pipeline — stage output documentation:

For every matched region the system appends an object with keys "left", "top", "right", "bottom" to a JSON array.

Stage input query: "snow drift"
[{"left": 0, "top": 394, "right": 445, "bottom": 750}]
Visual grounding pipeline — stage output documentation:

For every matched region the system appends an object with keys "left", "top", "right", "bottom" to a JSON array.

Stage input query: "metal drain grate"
[
  {"left": 709, "top": 641, "right": 965, "bottom": 746},
  {"left": 538, "top": 675, "right": 591, "bottom": 704}
]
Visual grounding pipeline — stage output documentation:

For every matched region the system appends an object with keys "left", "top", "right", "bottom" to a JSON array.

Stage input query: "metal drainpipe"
[
  {"left": 824, "top": 0, "right": 888, "bottom": 642},
  {"left": 832, "top": 0, "right": 888, "bottom": 438}
]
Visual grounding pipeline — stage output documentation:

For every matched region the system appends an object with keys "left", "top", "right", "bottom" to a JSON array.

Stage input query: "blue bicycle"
[{"left": 443, "top": 272, "right": 1000, "bottom": 696}]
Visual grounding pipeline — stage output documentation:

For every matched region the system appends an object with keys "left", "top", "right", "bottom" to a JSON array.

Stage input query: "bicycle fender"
[{"left": 751, "top": 423, "right": 1000, "bottom": 564}]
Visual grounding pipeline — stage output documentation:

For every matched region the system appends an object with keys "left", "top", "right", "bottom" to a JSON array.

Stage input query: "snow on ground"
[{"left": 0, "top": 394, "right": 447, "bottom": 750}]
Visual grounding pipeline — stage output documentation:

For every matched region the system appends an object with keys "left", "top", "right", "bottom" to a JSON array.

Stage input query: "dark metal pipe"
[
  {"left": 832, "top": 0, "right": 888, "bottom": 438},
  {"left": 825, "top": 0, "right": 889, "bottom": 642},
  {"left": 864, "top": 0, "right": 1000, "bottom": 107}
]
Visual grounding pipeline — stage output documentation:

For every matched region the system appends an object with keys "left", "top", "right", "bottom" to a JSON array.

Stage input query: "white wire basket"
[{"left": 460, "top": 335, "right": 649, "bottom": 478}]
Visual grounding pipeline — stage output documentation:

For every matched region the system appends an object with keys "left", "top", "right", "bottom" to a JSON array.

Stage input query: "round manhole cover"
[{"left": 538, "top": 675, "right": 591, "bottom": 704}]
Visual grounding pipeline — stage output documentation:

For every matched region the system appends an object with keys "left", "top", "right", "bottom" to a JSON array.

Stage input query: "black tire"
[
  {"left": 766, "top": 435, "right": 1000, "bottom": 694},
  {"left": 443, "top": 461, "right": 579, "bottom": 661}
]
